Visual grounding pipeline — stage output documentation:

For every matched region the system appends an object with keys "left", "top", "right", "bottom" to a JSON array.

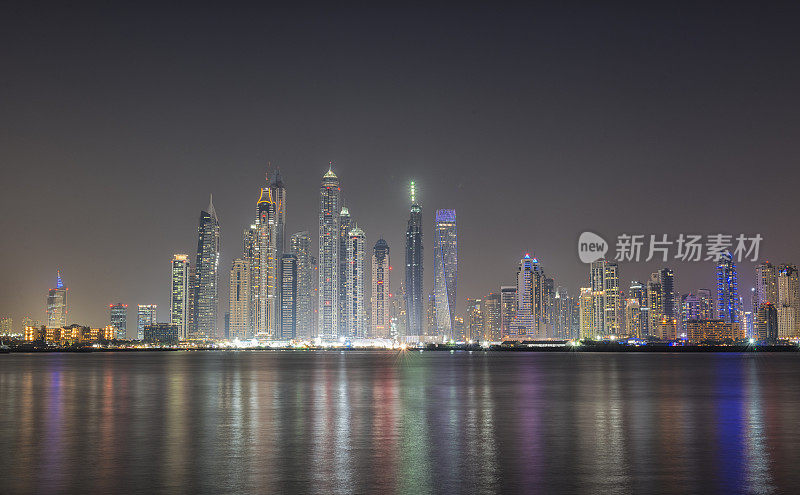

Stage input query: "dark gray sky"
[{"left": 2, "top": 3, "right": 799, "bottom": 328}]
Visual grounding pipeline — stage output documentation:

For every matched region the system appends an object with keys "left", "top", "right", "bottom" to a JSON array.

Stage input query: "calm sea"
[{"left": 1, "top": 351, "right": 799, "bottom": 494}]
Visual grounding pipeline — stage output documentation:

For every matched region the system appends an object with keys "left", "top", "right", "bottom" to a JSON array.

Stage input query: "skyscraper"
[
  {"left": 46, "top": 270, "right": 68, "bottom": 328},
  {"left": 405, "top": 181, "right": 424, "bottom": 337},
  {"left": 344, "top": 225, "right": 366, "bottom": 339},
  {"left": 647, "top": 273, "right": 663, "bottom": 338},
  {"left": 717, "top": 252, "right": 739, "bottom": 324},
  {"left": 756, "top": 302, "right": 778, "bottom": 342},
  {"left": 629, "top": 280, "right": 648, "bottom": 337},
  {"left": 137, "top": 304, "right": 157, "bottom": 340},
  {"left": 193, "top": 195, "right": 220, "bottom": 339},
  {"left": 697, "top": 288, "right": 715, "bottom": 319},
  {"left": 170, "top": 254, "right": 190, "bottom": 340},
  {"left": 466, "top": 298, "right": 483, "bottom": 341},
  {"left": 280, "top": 254, "right": 297, "bottom": 340},
  {"left": 579, "top": 287, "right": 593, "bottom": 338},
  {"left": 509, "top": 254, "right": 547, "bottom": 340},
  {"left": 290, "top": 231, "right": 315, "bottom": 340},
  {"left": 755, "top": 262, "right": 778, "bottom": 309},
  {"left": 243, "top": 223, "right": 259, "bottom": 338},
  {"left": 109, "top": 303, "right": 127, "bottom": 340},
  {"left": 590, "top": 259, "right": 620, "bottom": 336},
  {"left": 371, "top": 238, "right": 391, "bottom": 339},
  {"left": 319, "top": 166, "right": 341, "bottom": 341},
  {"left": 229, "top": 258, "right": 251, "bottom": 340},
  {"left": 255, "top": 169, "right": 285, "bottom": 339},
  {"left": 554, "top": 287, "right": 576, "bottom": 339},
  {"left": 499, "top": 285, "right": 517, "bottom": 340},
  {"left": 777, "top": 264, "right": 799, "bottom": 338},
  {"left": 483, "top": 292, "right": 501, "bottom": 341},
  {"left": 338, "top": 206, "right": 352, "bottom": 337},
  {"left": 433, "top": 209, "right": 457, "bottom": 337}
]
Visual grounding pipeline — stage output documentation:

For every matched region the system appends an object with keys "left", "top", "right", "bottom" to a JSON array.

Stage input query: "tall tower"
[
  {"left": 319, "top": 165, "right": 341, "bottom": 341},
  {"left": 243, "top": 224, "right": 258, "bottom": 337},
  {"left": 193, "top": 195, "right": 220, "bottom": 339},
  {"left": 433, "top": 209, "right": 457, "bottom": 337},
  {"left": 405, "top": 181, "right": 424, "bottom": 337},
  {"left": 109, "top": 303, "right": 127, "bottom": 340},
  {"left": 170, "top": 254, "right": 190, "bottom": 340},
  {"left": 345, "top": 225, "right": 366, "bottom": 339},
  {"left": 229, "top": 258, "right": 251, "bottom": 340},
  {"left": 500, "top": 285, "right": 517, "bottom": 340},
  {"left": 777, "top": 264, "right": 799, "bottom": 338},
  {"left": 254, "top": 169, "right": 285, "bottom": 339},
  {"left": 338, "top": 206, "right": 352, "bottom": 337},
  {"left": 717, "top": 252, "right": 739, "bottom": 323},
  {"left": 509, "top": 254, "right": 547, "bottom": 339},
  {"left": 290, "top": 231, "right": 315, "bottom": 340},
  {"left": 371, "top": 238, "right": 391, "bottom": 339},
  {"left": 271, "top": 169, "right": 286, "bottom": 336},
  {"left": 590, "top": 259, "right": 620, "bottom": 336},
  {"left": 280, "top": 254, "right": 298, "bottom": 340},
  {"left": 137, "top": 304, "right": 157, "bottom": 340},
  {"left": 46, "top": 270, "right": 68, "bottom": 328}
]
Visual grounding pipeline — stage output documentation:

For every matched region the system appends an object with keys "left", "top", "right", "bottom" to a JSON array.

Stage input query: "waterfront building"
[
  {"left": 553, "top": 287, "right": 575, "bottom": 339},
  {"left": 647, "top": 273, "right": 663, "bottom": 338},
  {"left": 466, "top": 298, "right": 483, "bottom": 341},
  {"left": 193, "top": 195, "right": 220, "bottom": 339},
  {"left": 137, "top": 304, "right": 157, "bottom": 340},
  {"left": 755, "top": 302, "right": 778, "bottom": 342},
  {"left": 405, "top": 181, "right": 424, "bottom": 337},
  {"left": 371, "top": 238, "right": 391, "bottom": 339},
  {"left": 508, "top": 254, "right": 547, "bottom": 340},
  {"left": 109, "top": 303, "right": 127, "bottom": 340},
  {"left": 685, "top": 319, "right": 743, "bottom": 342},
  {"left": 755, "top": 262, "right": 778, "bottom": 308},
  {"left": 629, "top": 281, "right": 648, "bottom": 336},
  {"left": 681, "top": 293, "right": 701, "bottom": 323},
  {"left": 46, "top": 270, "right": 68, "bottom": 328},
  {"left": 170, "top": 254, "right": 190, "bottom": 340},
  {"left": 280, "top": 254, "right": 298, "bottom": 339},
  {"left": 338, "top": 206, "right": 352, "bottom": 338},
  {"left": 390, "top": 281, "right": 407, "bottom": 341},
  {"left": 229, "top": 258, "right": 251, "bottom": 340},
  {"left": 143, "top": 323, "right": 179, "bottom": 345},
  {"left": 433, "top": 209, "right": 457, "bottom": 337},
  {"left": 579, "top": 287, "right": 593, "bottom": 338},
  {"left": 344, "top": 226, "right": 366, "bottom": 339},
  {"left": 483, "top": 292, "right": 501, "bottom": 341},
  {"left": 658, "top": 269, "right": 676, "bottom": 331},
  {"left": 319, "top": 166, "right": 341, "bottom": 341},
  {"left": 499, "top": 286, "right": 517, "bottom": 340},
  {"left": 290, "top": 231, "right": 315, "bottom": 339},
  {"left": 777, "top": 264, "right": 799, "bottom": 338},
  {"left": 697, "top": 288, "right": 714, "bottom": 319},
  {"left": 254, "top": 170, "right": 285, "bottom": 339},
  {"left": 0, "top": 317, "right": 12, "bottom": 336},
  {"left": 717, "top": 252, "right": 739, "bottom": 324},
  {"left": 589, "top": 260, "right": 620, "bottom": 335},
  {"left": 243, "top": 224, "right": 259, "bottom": 338}
]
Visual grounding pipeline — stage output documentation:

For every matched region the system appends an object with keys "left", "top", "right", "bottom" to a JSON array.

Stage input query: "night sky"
[{"left": 2, "top": 3, "right": 799, "bottom": 328}]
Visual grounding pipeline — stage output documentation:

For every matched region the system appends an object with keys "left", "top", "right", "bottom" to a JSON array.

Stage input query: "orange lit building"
[{"left": 685, "top": 319, "right": 744, "bottom": 342}]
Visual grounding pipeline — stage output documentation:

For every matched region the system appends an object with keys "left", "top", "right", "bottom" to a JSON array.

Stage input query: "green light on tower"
[{"left": 410, "top": 180, "right": 416, "bottom": 204}]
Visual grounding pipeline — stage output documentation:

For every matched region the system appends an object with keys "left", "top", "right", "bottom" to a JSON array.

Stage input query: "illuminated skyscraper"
[
  {"left": 466, "top": 298, "right": 483, "bottom": 341},
  {"left": 170, "top": 254, "right": 190, "bottom": 340},
  {"left": 338, "top": 206, "right": 352, "bottom": 337},
  {"left": 344, "top": 226, "right": 366, "bottom": 339},
  {"left": 579, "top": 287, "right": 593, "bottom": 338},
  {"left": 756, "top": 302, "right": 778, "bottom": 342},
  {"left": 777, "top": 264, "right": 799, "bottom": 338},
  {"left": 0, "top": 317, "right": 12, "bottom": 336},
  {"left": 625, "top": 299, "right": 641, "bottom": 338},
  {"left": 280, "top": 254, "right": 297, "bottom": 340},
  {"left": 137, "top": 304, "right": 157, "bottom": 340},
  {"left": 371, "top": 238, "right": 391, "bottom": 339},
  {"left": 500, "top": 285, "right": 517, "bottom": 340},
  {"left": 483, "top": 292, "right": 501, "bottom": 341},
  {"left": 109, "top": 303, "right": 127, "bottom": 340},
  {"left": 192, "top": 195, "right": 220, "bottom": 339},
  {"left": 629, "top": 280, "right": 648, "bottom": 336},
  {"left": 509, "top": 254, "right": 547, "bottom": 340},
  {"left": 697, "top": 288, "right": 715, "bottom": 319},
  {"left": 229, "top": 258, "right": 251, "bottom": 340},
  {"left": 755, "top": 262, "right": 778, "bottom": 308},
  {"left": 290, "top": 231, "right": 315, "bottom": 340},
  {"left": 433, "top": 209, "right": 457, "bottom": 337},
  {"left": 590, "top": 259, "right": 620, "bottom": 335},
  {"left": 319, "top": 166, "right": 341, "bottom": 341},
  {"left": 46, "top": 270, "right": 68, "bottom": 328},
  {"left": 554, "top": 287, "right": 576, "bottom": 339},
  {"left": 717, "top": 252, "right": 739, "bottom": 324},
  {"left": 254, "top": 169, "right": 285, "bottom": 339},
  {"left": 647, "top": 273, "right": 663, "bottom": 337},
  {"left": 405, "top": 181, "right": 424, "bottom": 337},
  {"left": 243, "top": 224, "right": 258, "bottom": 337}
]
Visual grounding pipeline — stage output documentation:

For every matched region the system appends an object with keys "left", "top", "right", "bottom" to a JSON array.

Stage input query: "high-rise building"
[
  {"left": 499, "top": 286, "right": 517, "bottom": 340},
  {"left": 590, "top": 260, "right": 620, "bottom": 336},
  {"left": 579, "top": 287, "right": 593, "bottom": 338},
  {"left": 405, "top": 181, "right": 424, "bottom": 337},
  {"left": 755, "top": 262, "right": 778, "bottom": 309},
  {"left": 46, "top": 270, "right": 68, "bottom": 328},
  {"left": 647, "top": 273, "right": 663, "bottom": 338},
  {"left": 0, "top": 317, "right": 13, "bottom": 336},
  {"left": 137, "top": 304, "right": 157, "bottom": 340},
  {"left": 243, "top": 224, "right": 259, "bottom": 338},
  {"left": 319, "top": 166, "right": 341, "bottom": 341},
  {"left": 483, "top": 292, "right": 501, "bottom": 341},
  {"left": 109, "top": 303, "right": 127, "bottom": 340},
  {"left": 466, "top": 298, "right": 483, "bottom": 341},
  {"left": 254, "top": 170, "right": 285, "bottom": 339},
  {"left": 756, "top": 302, "right": 778, "bottom": 342},
  {"left": 629, "top": 281, "right": 648, "bottom": 336},
  {"left": 390, "top": 281, "right": 407, "bottom": 341},
  {"left": 433, "top": 209, "right": 457, "bottom": 337},
  {"left": 338, "top": 207, "right": 352, "bottom": 338},
  {"left": 554, "top": 287, "right": 577, "bottom": 339},
  {"left": 170, "top": 254, "right": 190, "bottom": 340},
  {"left": 290, "top": 231, "right": 315, "bottom": 340},
  {"left": 625, "top": 299, "right": 641, "bottom": 338},
  {"left": 697, "top": 288, "right": 714, "bottom": 319},
  {"left": 777, "top": 264, "right": 799, "bottom": 338},
  {"left": 371, "top": 238, "right": 391, "bottom": 339},
  {"left": 280, "top": 254, "right": 297, "bottom": 340},
  {"left": 229, "top": 258, "right": 251, "bottom": 340},
  {"left": 509, "top": 254, "right": 548, "bottom": 340},
  {"left": 717, "top": 252, "right": 739, "bottom": 324},
  {"left": 193, "top": 195, "right": 220, "bottom": 339},
  {"left": 344, "top": 226, "right": 366, "bottom": 339},
  {"left": 187, "top": 262, "right": 197, "bottom": 336}
]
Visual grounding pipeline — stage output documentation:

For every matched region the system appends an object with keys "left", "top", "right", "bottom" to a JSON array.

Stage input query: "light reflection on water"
[{"left": 1, "top": 351, "right": 800, "bottom": 494}]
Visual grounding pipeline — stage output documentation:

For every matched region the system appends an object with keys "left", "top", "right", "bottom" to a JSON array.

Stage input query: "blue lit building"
[
  {"left": 405, "top": 181, "right": 424, "bottom": 337},
  {"left": 717, "top": 252, "right": 739, "bottom": 323},
  {"left": 433, "top": 209, "right": 457, "bottom": 337}
]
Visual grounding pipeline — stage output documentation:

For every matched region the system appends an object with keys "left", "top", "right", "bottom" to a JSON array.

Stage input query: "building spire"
[
  {"left": 323, "top": 162, "right": 337, "bottom": 179},
  {"left": 208, "top": 193, "right": 217, "bottom": 220},
  {"left": 56, "top": 270, "right": 64, "bottom": 289},
  {"left": 410, "top": 180, "right": 417, "bottom": 204}
]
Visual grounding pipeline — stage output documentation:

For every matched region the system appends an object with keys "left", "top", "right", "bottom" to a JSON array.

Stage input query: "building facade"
[
  {"left": 229, "top": 258, "right": 251, "bottom": 340},
  {"left": 46, "top": 271, "right": 68, "bottom": 328},
  {"left": 109, "top": 303, "right": 127, "bottom": 340},
  {"left": 371, "top": 238, "right": 391, "bottom": 339},
  {"left": 280, "top": 254, "right": 297, "bottom": 339},
  {"left": 193, "top": 195, "right": 221, "bottom": 339},
  {"left": 433, "top": 209, "right": 457, "bottom": 337},
  {"left": 344, "top": 226, "right": 366, "bottom": 339},
  {"left": 290, "top": 231, "right": 315, "bottom": 339},
  {"left": 137, "top": 304, "right": 157, "bottom": 340},
  {"left": 170, "top": 254, "right": 190, "bottom": 340},
  {"left": 319, "top": 166, "right": 341, "bottom": 341},
  {"left": 717, "top": 252, "right": 739, "bottom": 324},
  {"left": 405, "top": 181, "right": 424, "bottom": 338}
]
